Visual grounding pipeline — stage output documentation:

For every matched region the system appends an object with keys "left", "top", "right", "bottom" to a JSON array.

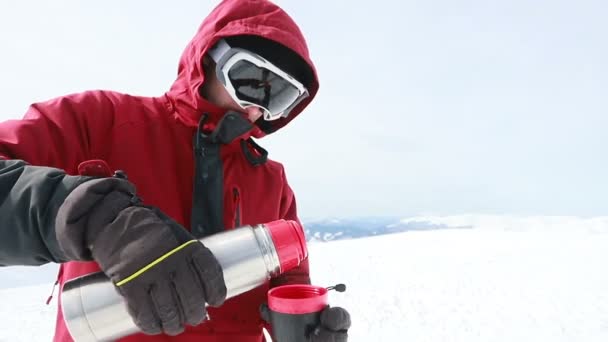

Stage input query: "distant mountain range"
[{"left": 302, "top": 217, "right": 471, "bottom": 242}]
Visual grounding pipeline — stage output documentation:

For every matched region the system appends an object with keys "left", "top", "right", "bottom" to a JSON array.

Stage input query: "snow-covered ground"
[{"left": 1, "top": 216, "right": 607, "bottom": 341}]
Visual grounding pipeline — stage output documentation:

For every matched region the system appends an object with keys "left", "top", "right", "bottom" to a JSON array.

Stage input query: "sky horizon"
[{"left": 1, "top": 0, "right": 606, "bottom": 218}]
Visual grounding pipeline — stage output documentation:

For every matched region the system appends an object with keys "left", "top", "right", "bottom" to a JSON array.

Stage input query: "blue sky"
[{"left": 0, "top": 0, "right": 606, "bottom": 218}]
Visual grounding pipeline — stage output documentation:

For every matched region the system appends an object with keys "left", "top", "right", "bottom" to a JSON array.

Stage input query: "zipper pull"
[
  {"left": 46, "top": 279, "right": 59, "bottom": 305},
  {"left": 233, "top": 188, "right": 241, "bottom": 228}
]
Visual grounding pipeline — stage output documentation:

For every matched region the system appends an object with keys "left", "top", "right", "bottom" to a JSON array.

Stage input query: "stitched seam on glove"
[{"left": 115, "top": 239, "right": 199, "bottom": 286}]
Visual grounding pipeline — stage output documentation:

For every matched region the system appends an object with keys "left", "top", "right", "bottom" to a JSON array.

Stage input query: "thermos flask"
[{"left": 61, "top": 219, "right": 308, "bottom": 341}]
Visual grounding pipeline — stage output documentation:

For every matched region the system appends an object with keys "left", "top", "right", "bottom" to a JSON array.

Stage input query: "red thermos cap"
[{"left": 264, "top": 219, "right": 308, "bottom": 273}]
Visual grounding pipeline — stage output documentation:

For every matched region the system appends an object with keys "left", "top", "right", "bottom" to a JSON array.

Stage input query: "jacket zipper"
[
  {"left": 233, "top": 188, "right": 241, "bottom": 228},
  {"left": 46, "top": 264, "right": 64, "bottom": 305}
]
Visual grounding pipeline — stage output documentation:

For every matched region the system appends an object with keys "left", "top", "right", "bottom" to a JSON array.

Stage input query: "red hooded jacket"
[{"left": 0, "top": 0, "right": 319, "bottom": 340}]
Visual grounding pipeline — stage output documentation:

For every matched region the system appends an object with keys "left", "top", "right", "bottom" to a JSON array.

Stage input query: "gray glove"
[
  {"left": 310, "top": 307, "right": 351, "bottom": 342},
  {"left": 55, "top": 177, "right": 227, "bottom": 336}
]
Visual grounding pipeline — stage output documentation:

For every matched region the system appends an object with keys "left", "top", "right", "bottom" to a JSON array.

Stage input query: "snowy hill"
[
  {"left": 302, "top": 214, "right": 608, "bottom": 242},
  {"left": 1, "top": 215, "right": 607, "bottom": 341},
  {"left": 303, "top": 216, "right": 469, "bottom": 242}
]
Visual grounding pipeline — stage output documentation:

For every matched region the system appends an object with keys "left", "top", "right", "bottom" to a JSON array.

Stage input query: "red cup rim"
[{"left": 268, "top": 284, "right": 328, "bottom": 314}]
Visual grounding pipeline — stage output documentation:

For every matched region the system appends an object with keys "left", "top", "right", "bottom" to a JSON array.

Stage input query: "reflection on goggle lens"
[{"left": 227, "top": 60, "right": 302, "bottom": 118}]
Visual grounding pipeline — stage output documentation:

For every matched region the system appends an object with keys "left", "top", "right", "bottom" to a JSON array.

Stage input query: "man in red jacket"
[{"left": 0, "top": 0, "right": 350, "bottom": 341}]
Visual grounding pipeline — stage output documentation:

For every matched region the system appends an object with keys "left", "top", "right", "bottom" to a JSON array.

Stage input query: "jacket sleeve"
[
  {"left": 269, "top": 168, "right": 311, "bottom": 287},
  {"left": 0, "top": 159, "right": 91, "bottom": 266},
  {"left": 0, "top": 92, "right": 112, "bottom": 266}
]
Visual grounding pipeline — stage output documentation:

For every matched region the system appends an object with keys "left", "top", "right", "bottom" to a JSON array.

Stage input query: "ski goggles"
[{"left": 207, "top": 39, "right": 309, "bottom": 121}]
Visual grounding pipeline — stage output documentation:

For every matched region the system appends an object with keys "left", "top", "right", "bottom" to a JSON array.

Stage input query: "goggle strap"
[{"left": 208, "top": 39, "right": 231, "bottom": 63}]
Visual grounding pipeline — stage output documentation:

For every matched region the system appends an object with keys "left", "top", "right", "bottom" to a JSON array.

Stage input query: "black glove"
[
  {"left": 55, "top": 177, "right": 227, "bottom": 336},
  {"left": 310, "top": 307, "right": 351, "bottom": 342}
]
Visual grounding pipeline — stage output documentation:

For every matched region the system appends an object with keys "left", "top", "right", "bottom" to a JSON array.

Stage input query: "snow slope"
[{"left": 1, "top": 217, "right": 607, "bottom": 341}]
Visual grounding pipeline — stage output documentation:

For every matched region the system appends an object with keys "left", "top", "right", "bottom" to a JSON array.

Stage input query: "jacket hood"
[{"left": 166, "top": 0, "right": 319, "bottom": 137}]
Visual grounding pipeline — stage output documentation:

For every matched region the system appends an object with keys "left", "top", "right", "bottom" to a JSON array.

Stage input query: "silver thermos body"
[{"left": 60, "top": 220, "right": 307, "bottom": 341}]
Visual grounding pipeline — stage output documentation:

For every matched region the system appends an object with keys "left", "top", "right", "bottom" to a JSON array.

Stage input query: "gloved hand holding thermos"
[
  {"left": 55, "top": 176, "right": 309, "bottom": 341},
  {"left": 55, "top": 177, "right": 227, "bottom": 336}
]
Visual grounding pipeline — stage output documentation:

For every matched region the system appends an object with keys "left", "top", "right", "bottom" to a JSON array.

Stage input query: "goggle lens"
[{"left": 226, "top": 59, "right": 304, "bottom": 120}]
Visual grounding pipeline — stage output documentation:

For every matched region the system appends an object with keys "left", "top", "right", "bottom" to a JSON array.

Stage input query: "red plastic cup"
[{"left": 263, "top": 285, "right": 329, "bottom": 341}]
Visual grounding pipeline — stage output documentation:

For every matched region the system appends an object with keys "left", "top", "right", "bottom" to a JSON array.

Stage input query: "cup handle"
[
  {"left": 260, "top": 303, "right": 271, "bottom": 323},
  {"left": 260, "top": 304, "right": 274, "bottom": 341}
]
